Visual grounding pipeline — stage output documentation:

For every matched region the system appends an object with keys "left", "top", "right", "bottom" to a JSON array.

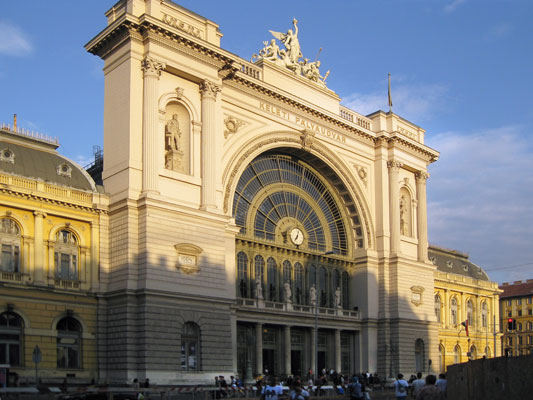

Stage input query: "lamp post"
[{"left": 315, "top": 251, "right": 333, "bottom": 380}]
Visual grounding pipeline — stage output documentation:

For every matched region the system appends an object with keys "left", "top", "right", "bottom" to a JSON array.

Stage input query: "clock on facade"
[{"left": 289, "top": 228, "right": 304, "bottom": 245}]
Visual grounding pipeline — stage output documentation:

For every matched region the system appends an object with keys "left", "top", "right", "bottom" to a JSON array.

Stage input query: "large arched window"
[
  {"left": 55, "top": 230, "right": 79, "bottom": 280},
  {"left": 469, "top": 345, "right": 477, "bottom": 360},
  {"left": 454, "top": 344, "right": 461, "bottom": 364},
  {"left": 294, "top": 262, "right": 303, "bottom": 305},
  {"left": 254, "top": 255, "right": 264, "bottom": 298},
  {"left": 0, "top": 218, "right": 21, "bottom": 273},
  {"left": 0, "top": 312, "right": 23, "bottom": 366},
  {"left": 57, "top": 317, "right": 81, "bottom": 369},
  {"left": 232, "top": 153, "right": 361, "bottom": 255},
  {"left": 466, "top": 299, "right": 474, "bottom": 327},
  {"left": 181, "top": 322, "right": 200, "bottom": 371},
  {"left": 481, "top": 301, "right": 488, "bottom": 328},
  {"left": 415, "top": 339, "right": 424, "bottom": 372},
  {"left": 451, "top": 298, "right": 458, "bottom": 325},
  {"left": 267, "top": 257, "right": 277, "bottom": 302},
  {"left": 342, "top": 271, "right": 350, "bottom": 310},
  {"left": 237, "top": 252, "right": 248, "bottom": 298},
  {"left": 435, "top": 294, "right": 442, "bottom": 323}
]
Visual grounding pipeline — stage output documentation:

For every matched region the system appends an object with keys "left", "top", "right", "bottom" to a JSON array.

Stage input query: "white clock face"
[{"left": 290, "top": 228, "right": 304, "bottom": 245}]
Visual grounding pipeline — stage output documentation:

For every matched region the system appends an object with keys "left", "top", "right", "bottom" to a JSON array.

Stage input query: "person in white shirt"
[
  {"left": 411, "top": 372, "right": 425, "bottom": 398},
  {"left": 393, "top": 373, "right": 409, "bottom": 399}
]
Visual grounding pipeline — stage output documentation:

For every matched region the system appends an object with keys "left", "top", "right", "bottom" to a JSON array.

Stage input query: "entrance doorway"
[
  {"left": 318, "top": 351, "right": 326, "bottom": 373},
  {"left": 263, "top": 349, "right": 276, "bottom": 375},
  {"left": 291, "top": 350, "right": 302, "bottom": 376}
]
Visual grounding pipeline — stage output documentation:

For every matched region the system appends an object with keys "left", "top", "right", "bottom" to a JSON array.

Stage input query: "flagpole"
[{"left": 388, "top": 73, "right": 393, "bottom": 113}]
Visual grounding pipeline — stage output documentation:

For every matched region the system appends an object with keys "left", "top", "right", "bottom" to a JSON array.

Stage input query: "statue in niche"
[
  {"left": 165, "top": 114, "right": 181, "bottom": 151},
  {"left": 400, "top": 194, "right": 408, "bottom": 235},
  {"left": 309, "top": 284, "right": 317, "bottom": 306},
  {"left": 255, "top": 278, "right": 263, "bottom": 300},
  {"left": 164, "top": 113, "right": 184, "bottom": 172},
  {"left": 335, "top": 287, "right": 341, "bottom": 309},
  {"left": 284, "top": 282, "right": 292, "bottom": 303}
]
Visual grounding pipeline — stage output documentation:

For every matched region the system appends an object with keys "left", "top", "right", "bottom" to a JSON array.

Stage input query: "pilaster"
[
  {"left": 415, "top": 171, "right": 429, "bottom": 262},
  {"left": 387, "top": 161, "right": 402, "bottom": 254},
  {"left": 33, "top": 211, "right": 46, "bottom": 284},
  {"left": 141, "top": 55, "right": 166, "bottom": 193},
  {"left": 199, "top": 79, "right": 221, "bottom": 211}
]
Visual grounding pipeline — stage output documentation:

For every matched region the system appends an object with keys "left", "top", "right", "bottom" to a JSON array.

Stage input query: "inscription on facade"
[
  {"left": 162, "top": 12, "right": 202, "bottom": 38},
  {"left": 259, "top": 101, "right": 346, "bottom": 143},
  {"left": 398, "top": 126, "right": 419, "bottom": 141}
]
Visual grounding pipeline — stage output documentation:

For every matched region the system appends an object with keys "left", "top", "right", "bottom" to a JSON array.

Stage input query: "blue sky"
[{"left": 1, "top": 0, "right": 532, "bottom": 284}]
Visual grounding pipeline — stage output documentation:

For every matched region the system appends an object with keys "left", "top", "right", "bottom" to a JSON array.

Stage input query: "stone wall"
[{"left": 447, "top": 355, "right": 533, "bottom": 400}]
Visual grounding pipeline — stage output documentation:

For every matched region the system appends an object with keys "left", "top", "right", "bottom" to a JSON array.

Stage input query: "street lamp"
[{"left": 315, "top": 251, "right": 333, "bottom": 381}]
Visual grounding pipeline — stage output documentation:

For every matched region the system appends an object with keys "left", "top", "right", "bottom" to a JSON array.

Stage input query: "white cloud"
[
  {"left": 342, "top": 81, "right": 450, "bottom": 122},
  {"left": 444, "top": 0, "right": 467, "bottom": 13},
  {"left": 426, "top": 125, "right": 533, "bottom": 283},
  {"left": 0, "top": 20, "right": 32, "bottom": 57}
]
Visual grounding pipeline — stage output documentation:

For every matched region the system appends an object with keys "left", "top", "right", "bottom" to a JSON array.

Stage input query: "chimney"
[{"left": 13, "top": 114, "right": 17, "bottom": 131}]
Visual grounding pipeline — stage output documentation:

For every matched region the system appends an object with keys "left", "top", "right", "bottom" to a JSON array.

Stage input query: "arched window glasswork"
[
  {"left": 466, "top": 299, "right": 474, "bottom": 327},
  {"left": 57, "top": 317, "right": 81, "bottom": 369},
  {"left": 481, "top": 301, "right": 488, "bottom": 328},
  {"left": 0, "top": 218, "right": 21, "bottom": 273},
  {"left": 181, "top": 322, "right": 200, "bottom": 371},
  {"left": 267, "top": 257, "right": 277, "bottom": 302},
  {"left": 55, "top": 230, "right": 79, "bottom": 280},
  {"left": 237, "top": 252, "right": 248, "bottom": 298},
  {"left": 451, "top": 298, "right": 458, "bottom": 325},
  {"left": 254, "top": 255, "right": 264, "bottom": 298},
  {"left": 0, "top": 312, "right": 23, "bottom": 366},
  {"left": 342, "top": 271, "right": 349, "bottom": 310},
  {"left": 232, "top": 154, "right": 357, "bottom": 255},
  {"left": 294, "top": 262, "right": 303, "bottom": 305},
  {"left": 435, "top": 294, "right": 442, "bottom": 323}
]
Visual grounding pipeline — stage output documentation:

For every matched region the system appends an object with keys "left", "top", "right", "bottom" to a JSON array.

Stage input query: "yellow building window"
[{"left": 54, "top": 230, "right": 79, "bottom": 281}]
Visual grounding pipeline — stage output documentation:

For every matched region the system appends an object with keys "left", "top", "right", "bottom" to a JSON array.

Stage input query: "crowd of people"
[{"left": 213, "top": 369, "right": 446, "bottom": 400}]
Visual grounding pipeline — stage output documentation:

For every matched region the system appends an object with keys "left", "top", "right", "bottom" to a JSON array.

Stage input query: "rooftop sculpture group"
[{"left": 252, "top": 19, "right": 329, "bottom": 86}]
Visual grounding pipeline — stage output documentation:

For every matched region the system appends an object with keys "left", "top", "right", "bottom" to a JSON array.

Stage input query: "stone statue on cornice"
[{"left": 270, "top": 18, "right": 302, "bottom": 65}]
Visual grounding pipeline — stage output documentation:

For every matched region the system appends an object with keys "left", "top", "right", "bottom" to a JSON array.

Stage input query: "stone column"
[
  {"left": 387, "top": 161, "right": 402, "bottom": 254},
  {"left": 256, "top": 323, "right": 263, "bottom": 375},
  {"left": 141, "top": 56, "right": 166, "bottom": 193},
  {"left": 199, "top": 79, "right": 221, "bottom": 211},
  {"left": 415, "top": 171, "right": 429, "bottom": 262},
  {"left": 284, "top": 325, "right": 291, "bottom": 375},
  {"left": 334, "top": 329, "right": 341, "bottom": 373},
  {"left": 33, "top": 211, "right": 46, "bottom": 284},
  {"left": 90, "top": 221, "right": 99, "bottom": 290}
]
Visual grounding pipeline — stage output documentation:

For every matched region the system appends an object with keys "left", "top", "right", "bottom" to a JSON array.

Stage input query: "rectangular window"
[
  {"left": 519, "top": 323, "right": 523, "bottom": 331},
  {"left": 529, "top": 309, "right": 532, "bottom": 316},
  {"left": 518, "top": 299, "right": 522, "bottom": 305},
  {"left": 519, "top": 336, "right": 523, "bottom": 345},
  {"left": 507, "top": 300, "right": 512, "bottom": 306},
  {"left": 527, "top": 298, "right": 532, "bottom": 305},
  {"left": 508, "top": 310, "right": 512, "bottom": 317},
  {"left": 518, "top": 309, "right": 523, "bottom": 316},
  {"left": 509, "top": 337, "right": 513, "bottom": 346},
  {"left": 0, "top": 244, "right": 19, "bottom": 272}
]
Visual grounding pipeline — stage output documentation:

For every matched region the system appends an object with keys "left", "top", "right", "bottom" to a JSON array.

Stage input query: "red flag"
[{"left": 461, "top": 320, "right": 469, "bottom": 336}]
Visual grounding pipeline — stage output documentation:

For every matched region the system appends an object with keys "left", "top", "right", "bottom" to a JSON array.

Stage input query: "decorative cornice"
[{"left": 0, "top": 188, "right": 107, "bottom": 215}]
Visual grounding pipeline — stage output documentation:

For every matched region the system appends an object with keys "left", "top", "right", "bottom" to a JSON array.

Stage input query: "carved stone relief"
[
  {"left": 224, "top": 116, "right": 246, "bottom": 138},
  {"left": 174, "top": 243, "right": 203, "bottom": 274},
  {"left": 354, "top": 164, "right": 368, "bottom": 186}
]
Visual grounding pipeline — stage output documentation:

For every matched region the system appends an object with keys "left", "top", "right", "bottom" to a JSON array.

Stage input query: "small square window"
[{"left": 518, "top": 299, "right": 522, "bottom": 305}]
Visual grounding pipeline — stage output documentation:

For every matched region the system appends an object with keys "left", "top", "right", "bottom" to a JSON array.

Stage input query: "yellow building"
[
  {"left": 430, "top": 245, "right": 501, "bottom": 373},
  {"left": 0, "top": 123, "right": 108, "bottom": 385},
  {"left": 499, "top": 280, "right": 533, "bottom": 356}
]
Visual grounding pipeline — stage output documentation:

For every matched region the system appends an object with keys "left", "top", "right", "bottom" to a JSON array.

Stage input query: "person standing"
[
  {"left": 435, "top": 374, "right": 447, "bottom": 398},
  {"left": 411, "top": 372, "right": 425, "bottom": 398},
  {"left": 393, "top": 374, "right": 409, "bottom": 400},
  {"left": 349, "top": 376, "right": 364, "bottom": 400},
  {"left": 416, "top": 375, "right": 445, "bottom": 400}
]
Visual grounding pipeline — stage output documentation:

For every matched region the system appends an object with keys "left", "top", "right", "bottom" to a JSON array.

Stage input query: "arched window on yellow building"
[
  {"left": 451, "top": 297, "right": 458, "bottom": 325},
  {"left": 466, "top": 299, "right": 474, "bottom": 327},
  {"left": 54, "top": 230, "right": 79, "bottom": 281},
  {"left": 0, "top": 218, "right": 21, "bottom": 273},
  {"left": 481, "top": 301, "right": 488, "bottom": 328}
]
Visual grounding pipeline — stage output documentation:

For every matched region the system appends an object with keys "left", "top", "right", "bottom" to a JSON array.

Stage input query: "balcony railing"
[{"left": 236, "top": 297, "right": 360, "bottom": 318}]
